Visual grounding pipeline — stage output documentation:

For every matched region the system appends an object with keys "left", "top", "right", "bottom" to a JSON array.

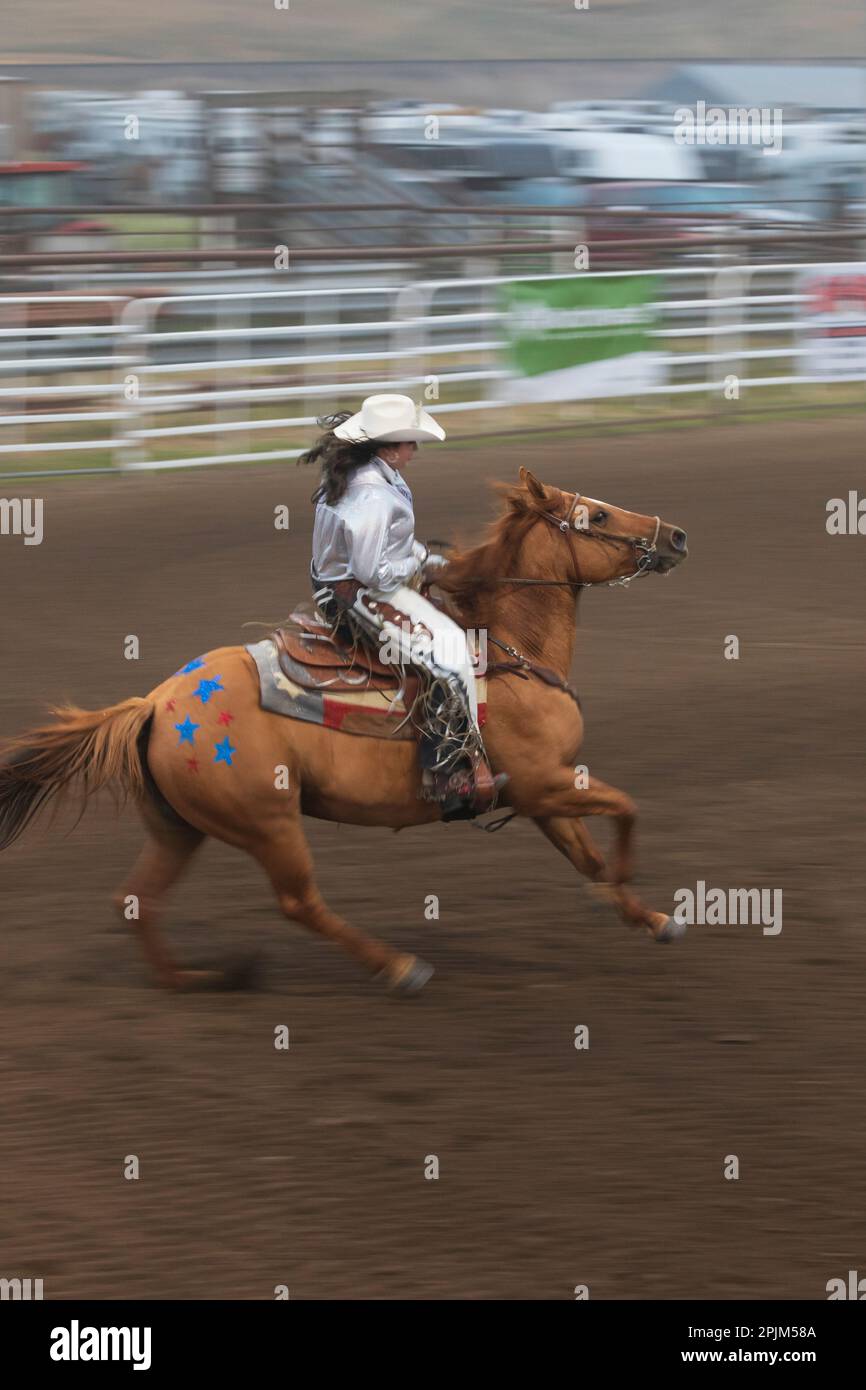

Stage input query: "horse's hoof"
[
  {"left": 379, "top": 954, "right": 434, "bottom": 995},
  {"left": 170, "top": 969, "right": 225, "bottom": 991},
  {"left": 649, "top": 914, "right": 687, "bottom": 943},
  {"left": 222, "top": 951, "right": 262, "bottom": 991}
]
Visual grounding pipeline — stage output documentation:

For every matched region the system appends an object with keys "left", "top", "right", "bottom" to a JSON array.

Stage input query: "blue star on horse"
[
  {"left": 192, "top": 675, "right": 224, "bottom": 704},
  {"left": 214, "top": 736, "right": 236, "bottom": 766},
  {"left": 175, "top": 716, "right": 199, "bottom": 745}
]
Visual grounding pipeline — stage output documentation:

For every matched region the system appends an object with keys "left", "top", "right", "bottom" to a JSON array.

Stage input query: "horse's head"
[
  {"left": 517, "top": 467, "right": 688, "bottom": 588},
  {"left": 438, "top": 468, "right": 688, "bottom": 623}
]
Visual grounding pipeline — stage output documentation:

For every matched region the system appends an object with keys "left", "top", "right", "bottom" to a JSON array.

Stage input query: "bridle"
[{"left": 496, "top": 492, "right": 662, "bottom": 591}]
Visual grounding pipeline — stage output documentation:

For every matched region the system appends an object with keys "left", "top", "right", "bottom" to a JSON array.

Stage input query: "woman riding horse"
[
  {"left": 0, "top": 456, "right": 689, "bottom": 993},
  {"left": 300, "top": 393, "right": 507, "bottom": 822}
]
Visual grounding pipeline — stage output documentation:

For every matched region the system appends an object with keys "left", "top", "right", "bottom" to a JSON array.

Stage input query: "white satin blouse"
[{"left": 310, "top": 455, "right": 426, "bottom": 593}]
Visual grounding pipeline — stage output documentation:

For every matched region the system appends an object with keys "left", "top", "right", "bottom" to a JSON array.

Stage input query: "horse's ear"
[{"left": 519, "top": 467, "right": 547, "bottom": 500}]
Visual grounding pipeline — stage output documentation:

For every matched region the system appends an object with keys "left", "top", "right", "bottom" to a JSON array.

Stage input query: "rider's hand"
[{"left": 422, "top": 553, "right": 449, "bottom": 582}]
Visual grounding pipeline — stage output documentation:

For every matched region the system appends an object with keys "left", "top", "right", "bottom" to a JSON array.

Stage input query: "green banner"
[{"left": 498, "top": 274, "right": 664, "bottom": 401}]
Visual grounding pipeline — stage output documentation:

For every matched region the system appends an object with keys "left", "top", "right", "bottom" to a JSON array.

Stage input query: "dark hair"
[{"left": 298, "top": 412, "right": 380, "bottom": 505}]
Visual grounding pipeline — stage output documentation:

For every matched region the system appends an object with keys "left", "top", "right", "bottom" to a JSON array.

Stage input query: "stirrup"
[{"left": 440, "top": 770, "right": 509, "bottom": 823}]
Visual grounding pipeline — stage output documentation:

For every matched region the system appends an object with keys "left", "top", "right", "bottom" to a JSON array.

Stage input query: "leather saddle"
[
  {"left": 273, "top": 605, "right": 421, "bottom": 698},
  {"left": 244, "top": 603, "right": 488, "bottom": 742}
]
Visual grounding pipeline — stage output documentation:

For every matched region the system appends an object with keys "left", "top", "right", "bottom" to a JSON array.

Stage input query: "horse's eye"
[{"left": 593, "top": 510, "right": 608, "bottom": 525}]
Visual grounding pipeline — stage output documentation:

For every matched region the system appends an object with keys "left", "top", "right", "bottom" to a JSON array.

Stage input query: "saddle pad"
[{"left": 246, "top": 638, "right": 487, "bottom": 741}]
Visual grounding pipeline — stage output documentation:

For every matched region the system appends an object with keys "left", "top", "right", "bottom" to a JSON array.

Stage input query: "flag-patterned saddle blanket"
[{"left": 245, "top": 608, "right": 487, "bottom": 741}]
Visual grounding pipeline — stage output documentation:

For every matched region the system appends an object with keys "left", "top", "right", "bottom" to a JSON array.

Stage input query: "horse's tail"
[{"left": 0, "top": 697, "right": 154, "bottom": 852}]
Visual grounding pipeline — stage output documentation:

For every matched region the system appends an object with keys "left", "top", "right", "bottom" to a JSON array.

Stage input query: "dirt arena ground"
[{"left": 1, "top": 416, "right": 864, "bottom": 1300}]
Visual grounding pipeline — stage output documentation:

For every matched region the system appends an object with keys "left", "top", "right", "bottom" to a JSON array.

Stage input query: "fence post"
[
  {"left": 709, "top": 259, "right": 747, "bottom": 410},
  {"left": 116, "top": 296, "right": 157, "bottom": 471},
  {"left": 303, "top": 289, "right": 333, "bottom": 424},
  {"left": 393, "top": 281, "right": 430, "bottom": 400},
  {"left": 216, "top": 296, "right": 250, "bottom": 456}
]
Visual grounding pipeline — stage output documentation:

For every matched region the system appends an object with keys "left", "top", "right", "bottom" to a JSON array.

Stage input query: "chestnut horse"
[{"left": 0, "top": 468, "right": 688, "bottom": 994}]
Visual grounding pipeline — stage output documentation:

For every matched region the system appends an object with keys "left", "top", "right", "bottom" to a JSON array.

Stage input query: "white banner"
[{"left": 799, "top": 265, "right": 866, "bottom": 380}]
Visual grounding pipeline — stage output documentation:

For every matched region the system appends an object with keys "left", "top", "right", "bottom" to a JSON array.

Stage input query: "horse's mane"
[{"left": 437, "top": 481, "right": 559, "bottom": 623}]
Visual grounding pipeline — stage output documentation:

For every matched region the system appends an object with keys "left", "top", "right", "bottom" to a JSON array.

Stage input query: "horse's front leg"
[
  {"left": 533, "top": 813, "right": 677, "bottom": 940},
  {"left": 524, "top": 771, "right": 638, "bottom": 883}
]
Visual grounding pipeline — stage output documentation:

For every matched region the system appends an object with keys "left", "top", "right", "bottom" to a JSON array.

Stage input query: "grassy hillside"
[{"left": 2, "top": 0, "right": 864, "bottom": 64}]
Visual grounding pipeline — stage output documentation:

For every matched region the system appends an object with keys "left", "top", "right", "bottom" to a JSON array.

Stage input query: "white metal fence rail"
[{"left": 0, "top": 264, "right": 859, "bottom": 475}]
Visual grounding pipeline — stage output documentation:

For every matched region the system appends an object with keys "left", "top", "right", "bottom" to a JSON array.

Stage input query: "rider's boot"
[
  {"left": 418, "top": 680, "right": 509, "bottom": 821},
  {"left": 438, "top": 753, "right": 509, "bottom": 823}
]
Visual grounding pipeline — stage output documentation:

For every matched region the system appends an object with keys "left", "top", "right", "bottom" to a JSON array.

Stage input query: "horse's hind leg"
[
  {"left": 113, "top": 808, "right": 209, "bottom": 988},
  {"left": 534, "top": 815, "right": 676, "bottom": 942},
  {"left": 255, "top": 821, "right": 433, "bottom": 993}
]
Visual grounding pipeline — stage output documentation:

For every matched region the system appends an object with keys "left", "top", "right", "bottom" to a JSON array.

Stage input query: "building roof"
[{"left": 646, "top": 64, "right": 866, "bottom": 110}]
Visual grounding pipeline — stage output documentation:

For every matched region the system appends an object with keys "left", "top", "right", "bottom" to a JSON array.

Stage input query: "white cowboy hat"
[{"left": 333, "top": 393, "right": 446, "bottom": 444}]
